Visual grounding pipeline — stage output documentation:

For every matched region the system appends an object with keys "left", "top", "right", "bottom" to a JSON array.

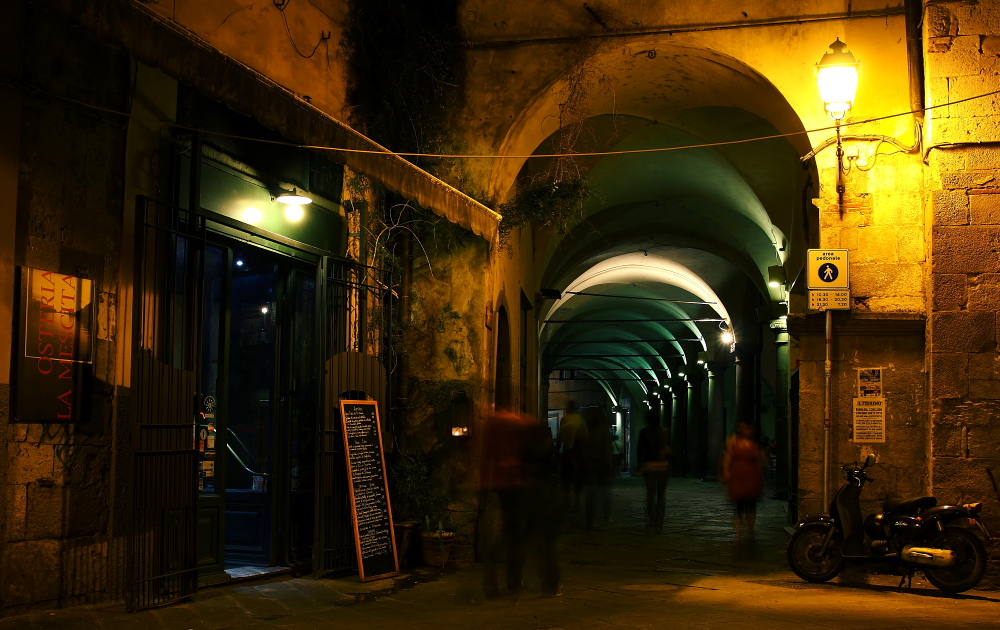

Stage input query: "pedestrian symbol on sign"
[{"left": 819, "top": 263, "right": 839, "bottom": 283}]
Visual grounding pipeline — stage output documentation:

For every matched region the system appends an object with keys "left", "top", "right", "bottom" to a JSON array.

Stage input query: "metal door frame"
[{"left": 127, "top": 195, "right": 341, "bottom": 608}]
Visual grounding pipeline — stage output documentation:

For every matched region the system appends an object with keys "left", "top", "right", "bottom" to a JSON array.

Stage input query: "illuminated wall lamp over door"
[{"left": 273, "top": 186, "right": 312, "bottom": 222}]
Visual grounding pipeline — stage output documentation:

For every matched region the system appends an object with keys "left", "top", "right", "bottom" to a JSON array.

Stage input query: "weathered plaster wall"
[
  {"left": 925, "top": 0, "right": 1000, "bottom": 518},
  {"left": 145, "top": 0, "right": 348, "bottom": 120},
  {"left": 792, "top": 315, "right": 927, "bottom": 520},
  {"left": 2, "top": 6, "right": 127, "bottom": 613}
]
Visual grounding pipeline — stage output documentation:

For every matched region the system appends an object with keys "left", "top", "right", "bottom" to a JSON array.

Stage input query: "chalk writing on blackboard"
[{"left": 339, "top": 399, "right": 398, "bottom": 581}]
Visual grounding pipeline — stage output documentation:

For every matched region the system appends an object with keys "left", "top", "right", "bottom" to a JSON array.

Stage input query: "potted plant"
[
  {"left": 419, "top": 495, "right": 455, "bottom": 567},
  {"left": 389, "top": 453, "right": 431, "bottom": 568},
  {"left": 389, "top": 452, "right": 456, "bottom": 567}
]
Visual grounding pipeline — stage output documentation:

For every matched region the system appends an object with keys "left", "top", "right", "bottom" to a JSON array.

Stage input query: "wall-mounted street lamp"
[
  {"left": 817, "top": 39, "right": 860, "bottom": 216},
  {"left": 817, "top": 39, "right": 860, "bottom": 121}
]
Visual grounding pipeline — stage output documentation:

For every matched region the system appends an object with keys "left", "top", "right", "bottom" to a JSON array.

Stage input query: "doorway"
[{"left": 196, "top": 240, "right": 317, "bottom": 579}]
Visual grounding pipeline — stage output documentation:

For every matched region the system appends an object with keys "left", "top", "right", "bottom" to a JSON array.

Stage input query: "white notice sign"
[{"left": 853, "top": 397, "right": 886, "bottom": 443}]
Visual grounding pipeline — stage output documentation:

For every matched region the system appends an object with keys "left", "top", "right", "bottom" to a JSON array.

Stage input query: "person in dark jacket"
[{"left": 636, "top": 410, "right": 670, "bottom": 532}]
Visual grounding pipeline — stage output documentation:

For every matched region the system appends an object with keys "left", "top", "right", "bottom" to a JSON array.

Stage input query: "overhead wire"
[{"left": 1, "top": 73, "right": 997, "bottom": 162}]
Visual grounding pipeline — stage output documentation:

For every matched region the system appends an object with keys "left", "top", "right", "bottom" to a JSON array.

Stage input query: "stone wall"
[
  {"left": 790, "top": 314, "right": 927, "bottom": 521},
  {"left": 1, "top": 5, "right": 127, "bottom": 614},
  {"left": 925, "top": 0, "right": 1000, "bottom": 520}
]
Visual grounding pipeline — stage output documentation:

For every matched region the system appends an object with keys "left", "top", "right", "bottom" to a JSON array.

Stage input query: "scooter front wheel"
[
  {"left": 787, "top": 523, "right": 845, "bottom": 583},
  {"left": 922, "top": 526, "right": 988, "bottom": 594}
]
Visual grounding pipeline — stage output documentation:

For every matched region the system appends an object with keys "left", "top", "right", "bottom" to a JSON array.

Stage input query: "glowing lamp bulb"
[{"left": 816, "top": 39, "right": 860, "bottom": 120}]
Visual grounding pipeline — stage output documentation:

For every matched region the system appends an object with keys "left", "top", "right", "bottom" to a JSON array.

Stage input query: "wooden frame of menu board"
[{"left": 338, "top": 399, "right": 399, "bottom": 581}]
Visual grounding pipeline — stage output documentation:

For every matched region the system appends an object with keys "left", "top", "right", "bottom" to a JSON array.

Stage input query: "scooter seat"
[{"left": 883, "top": 496, "right": 937, "bottom": 514}]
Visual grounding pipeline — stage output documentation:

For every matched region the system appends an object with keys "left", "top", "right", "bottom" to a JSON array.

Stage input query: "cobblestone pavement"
[{"left": 4, "top": 476, "right": 1000, "bottom": 629}]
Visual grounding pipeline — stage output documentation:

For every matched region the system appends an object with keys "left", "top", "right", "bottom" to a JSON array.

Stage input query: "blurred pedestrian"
[
  {"left": 722, "top": 421, "right": 767, "bottom": 543},
  {"left": 479, "top": 409, "right": 561, "bottom": 598},
  {"left": 556, "top": 400, "right": 588, "bottom": 512},
  {"left": 636, "top": 410, "right": 670, "bottom": 532}
]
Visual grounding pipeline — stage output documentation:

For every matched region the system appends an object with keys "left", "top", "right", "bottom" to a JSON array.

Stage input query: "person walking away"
[
  {"left": 636, "top": 410, "right": 670, "bottom": 532},
  {"left": 722, "top": 421, "right": 767, "bottom": 543},
  {"left": 556, "top": 400, "right": 587, "bottom": 512}
]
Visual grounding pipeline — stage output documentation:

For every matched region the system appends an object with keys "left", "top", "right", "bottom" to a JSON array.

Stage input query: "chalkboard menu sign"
[{"left": 339, "top": 399, "right": 399, "bottom": 581}]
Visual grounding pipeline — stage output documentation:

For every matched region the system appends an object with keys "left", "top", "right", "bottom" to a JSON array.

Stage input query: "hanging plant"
[{"left": 497, "top": 177, "right": 592, "bottom": 250}]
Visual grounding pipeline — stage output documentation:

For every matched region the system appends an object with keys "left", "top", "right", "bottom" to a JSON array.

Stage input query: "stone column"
[
  {"left": 772, "top": 321, "right": 791, "bottom": 499},
  {"left": 706, "top": 361, "right": 729, "bottom": 480},
  {"left": 671, "top": 376, "right": 688, "bottom": 475},
  {"left": 734, "top": 342, "right": 758, "bottom": 429},
  {"left": 660, "top": 386, "right": 673, "bottom": 446},
  {"left": 686, "top": 366, "right": 706, "bottom": 478}
]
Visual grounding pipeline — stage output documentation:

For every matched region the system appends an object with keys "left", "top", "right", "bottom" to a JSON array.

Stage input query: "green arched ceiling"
[{"left": 495, "top": 42, "right": 817, "bottom": 405}]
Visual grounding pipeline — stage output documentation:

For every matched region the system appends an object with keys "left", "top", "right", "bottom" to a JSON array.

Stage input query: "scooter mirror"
[{"left": 864, "top": 454, "right": 876, "bottom": 468}]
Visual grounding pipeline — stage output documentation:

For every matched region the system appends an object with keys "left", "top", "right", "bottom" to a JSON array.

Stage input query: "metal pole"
[
  {"left": 823, "top": 308, "right": 833, "bottom": 508},
  {"left": 836, "top": 120, "right": 845, "bottom": 217}
]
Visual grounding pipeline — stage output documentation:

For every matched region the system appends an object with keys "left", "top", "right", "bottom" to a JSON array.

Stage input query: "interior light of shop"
[
  {"left": 261, "top": 306, "right": 269, "bottom": 315},
  {"left": 816, "top": 38, "right": 859, "bottom": 121},
  {"left": 235, "top": 259, "right": 244, "bottom": 267},
  {"left": 284, "top": 204, "right": 305, "bottom": 222},
  {"left": 274, "top": 187, "right": 313, "bottom": 206},
  {"left": 242, "top": 207, "right": 264, "bottom": 224},
  {"left": 697, "top": 359, "right": 705, "bottom": 365}
]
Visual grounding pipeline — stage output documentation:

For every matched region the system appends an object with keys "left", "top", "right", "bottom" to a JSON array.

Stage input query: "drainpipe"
[{"left": 904, "top": 0, "right": 926, "bottom": 123}]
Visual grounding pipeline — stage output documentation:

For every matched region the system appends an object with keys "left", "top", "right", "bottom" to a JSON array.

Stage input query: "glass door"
[{"left": 196, "top": 241, "right": 318, "bottom": 578}]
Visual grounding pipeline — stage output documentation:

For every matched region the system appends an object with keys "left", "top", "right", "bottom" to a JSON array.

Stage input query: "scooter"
[{"left": 787, "top": 454, "right": 990, "bottom": 594}]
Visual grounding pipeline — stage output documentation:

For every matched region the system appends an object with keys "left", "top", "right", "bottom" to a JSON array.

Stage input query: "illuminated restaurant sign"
[{"left": 15, "top": 268, "right": 94, "bottom": 423}]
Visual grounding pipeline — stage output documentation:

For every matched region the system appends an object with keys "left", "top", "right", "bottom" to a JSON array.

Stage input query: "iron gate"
[
  {"left": 314, "top": 257, "right": 394, "bottom": 576},
  {"left": 127, "top": 197, "right": 205, "bottom": 610},
  {"left": 129, "top": 195, "right": 394, "bottom": 602}
]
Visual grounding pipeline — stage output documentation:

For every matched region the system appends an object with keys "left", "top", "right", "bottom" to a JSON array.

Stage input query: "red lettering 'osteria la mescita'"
[{"left": 15, "top": 267, "right": 95, "bottom": 423}]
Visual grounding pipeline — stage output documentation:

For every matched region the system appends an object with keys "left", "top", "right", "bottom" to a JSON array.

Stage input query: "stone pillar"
[
  {"left": 686, "top": 366, "right": 706, "bottom": 478},
  {"left": 734, "top": 343, "right": 758, "bottom": 429},
  {"left": 660, "top": 386, "right": 673, "bottom": 446},
  {"left": 706, "top": 361, "right": 729, "bottom": 480},
  {"left": 772, "top": 321, "right": 791, "bottom": 500},
  {"left": 671, "top": 377, "right": 688, "bottom": 475}
]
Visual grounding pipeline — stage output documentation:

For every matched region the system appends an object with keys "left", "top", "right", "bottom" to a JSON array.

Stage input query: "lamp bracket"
[{"left": 801, "top": 133, "right": 921, "bottom": 163}]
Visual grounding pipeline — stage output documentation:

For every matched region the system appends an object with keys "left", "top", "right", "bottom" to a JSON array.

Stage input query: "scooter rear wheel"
[
  {"left": 787, "top": 523, "right": 845, "bottom": 583},
  {"left": 922, "top": 526, "right": 988, "bottom": 594}
]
